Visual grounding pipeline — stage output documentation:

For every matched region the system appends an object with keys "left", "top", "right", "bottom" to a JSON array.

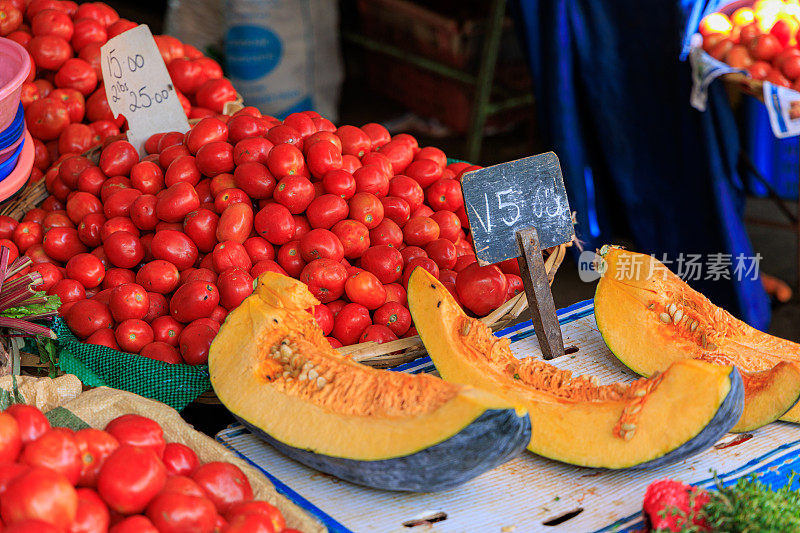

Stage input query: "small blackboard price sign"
[
  {"left": 460, "top": 152, "right": 573, "bottom": 265},
  {"left": 460, "top": 152, "right": 574, "bottom": 359}
]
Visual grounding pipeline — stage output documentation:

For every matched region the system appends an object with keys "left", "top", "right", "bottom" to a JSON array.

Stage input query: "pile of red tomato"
[
  {"left": 0, "top": 108, "right": 524, "bottom": 362},
  {"left": 0, "top": 0, "right": 236, "bottom": 178},
  {"left": 0, "top": 404, "right": 294, "bottom": 532},
  {"left": 700, "top": 3, "right": 800, "bottom": 89}
]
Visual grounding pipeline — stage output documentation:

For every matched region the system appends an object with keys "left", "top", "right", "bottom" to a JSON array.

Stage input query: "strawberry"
[{"left": 643, "top": 479, "right": 710, "bottom": 532}]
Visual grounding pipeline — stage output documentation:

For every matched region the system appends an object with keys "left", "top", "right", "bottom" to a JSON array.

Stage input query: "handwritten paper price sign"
[
  {"left": 461, "top": 153, "right": 574, "bottom": 359},
  {"left": 101, "top": 25, "right": 189, "bottom": 155},
  {"left": 461, "top": 152, "right": 574, "bottom": 265}
]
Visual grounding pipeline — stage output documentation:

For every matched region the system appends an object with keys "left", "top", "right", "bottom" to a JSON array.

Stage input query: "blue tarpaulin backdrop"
[{"left": 517, "top": 0, "right": 772, "bottom": 329}]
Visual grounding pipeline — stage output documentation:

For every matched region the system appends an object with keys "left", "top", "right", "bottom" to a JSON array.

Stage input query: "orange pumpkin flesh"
[{"left": 595, "top": 246, "right": 800, "bottom": 431}]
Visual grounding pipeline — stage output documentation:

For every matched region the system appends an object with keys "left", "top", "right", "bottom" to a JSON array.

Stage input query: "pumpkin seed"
[
  {"left": 316, "top": 376, "right": 327, "bottom": 389},
  {"left": 280, "top": 344, "right": 293, "bottom": 358},
  {"left": 673, "top": 309, "right": 683, "bottom": 323},
  {"left": 690, "top": 320, "right": 698, "bottom": 332},
  {"left": 308, "top": 369, "right": 319, "bottom": 381},
  {"left": 282, "top": 371, "right": 290, "bottom": 378},
  {"left": 659, "top": 313, "right": 671, "bottom": 323},
  {"left": 460, "top": 321, "right": 471, "bottom": 336},
  {"left": 628, "top": 404, "right": 642, "bottom": 414},
  {"left": 298, "top": 373, "right": 307, "bottom": 381},
  {"left": 707, "top": 342, "right": 717, "bottom": 351},
  {"left": 668, "top": 303, "right": 677, "bottom": 316},
  {"left": 622, "top": 429, "right": 635, "bottom": 441},
  {"left": 621, "top": 423, "right": 637, "bottom": 431},
  {"left": 633, "top": 388, "right": 647, "bottom": 397}
]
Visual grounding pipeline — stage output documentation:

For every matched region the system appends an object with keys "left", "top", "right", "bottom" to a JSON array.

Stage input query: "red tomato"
[
  {"left": 151, "top": 316, "right": 183, "bottom": 347},
  {"left": 109, "top": 283, "right": 149, "bottom": 321},
  {"left": 373, "top": 301, "right": 412, "bottom": 336},
  {"left": 65, "top": 252, "right": 105, "bottom": 288},
  {"left": 309, "top": 304, "right": 334, "bottom": 335},
  {"left": 276, "top": 240, "right": 305, "bottom": 277},
  {"left": 306, "top": 194, "right": 348, "bottom": 229},
  {"left": 144, "top": 291, "right": 169, "bottom": 322},
  {"left": 345, "top": 270, "right": 386, "bottom": 310},
  {"left": 429, "top": 210, "right": 461, "bottom": 242},
  {"left": 140, "top": 341, "right": 181, "bottom": 364},
  {"left": 170, "top": 281, "right": 219, "bottom": 323},
  {"left": 299, "top": 229, "right": 344, "bottom": 262},
  {"left": 129, "top": 161, "right": 163, "bottom": 195},
  {"left": 360, "top": 324, "right": 397, "bottom": 344},
  {"left": 28, "top": 34, "right": 71, "bottom": 71},
  {"left": 12, "top": 222, "right": 43, "bottom": 253},
  {"left": 353, "top": 165, "right": 389, "bottom": 198},
  {"left": 69, "top": 487, "right": 110, "bottom": 533},
  {"left": 233, "top": 137, "right": 273, "bottom": 166},
  {"left": 72, "top": 17, "right": 106, "bottom": 51},
  {"left": 322, "top": 169, "right": 356, "bottom": 200},
  {"left": 335, "top": 125, "right": 371, "bottom": 157},
  {"left": 115, "top": 319, "right": 153, "bottom": 353},
  {"left": 54, "top": 58, "right": 97, "bottom": 95},
  {"left": 332, "top": 303, "right": 372, "bottom": 346},
  {"left": 217, "top": 203, "right": 253, "bottom": 244},
  {"left": 306, "top": 140, "right": 343, "bottom": 179},
  {"left": 331, "top": 219, "right": 370, "bottom": 259},
  {"left": 181, "top": 208, "right": 218, "bottom": 253},
  {"left": 360, "top": 245, "right": 403, "bottom": 284},
  {"left": 223, "top": 514, "right": 276, "bottom": 533},
  {"left": 20, "top": 429, "right": 81, "bottom": 485},
  {"left": 252, "top": 203, "right": 295, "bottom": 245},
  {"left": 195, "top": 78, "right": 236, "bottom": 113},
  {"left": 145, "top": 491, "right": 217, "bottom": 533},
  {"left": 4, "top": 405, "right": 49, "bottom": 445},
  {"left": 186, "top": 117, "right": 227, "bottom": 154},
  {"left": 190, "top": 462, "right": 252, "bottom": 514},
  {"left": 212, "top": 241, "right": 251, "bottom": 272},
  {"left": 43, "top": 227, "right": 87, "bottom": 262},
  {"left": 216, "top": 267, "right": 254, "bottom": 310},
  {"left": 369, "top": 218, "right": 403, "bottom": 248},
  {"left": 58, "top": 123, "right": 97, "bottom": 154},
  {"left": 30, "top": 263, "right": 62, "bottom": 291},
  {"left": 348, "top": 193, "right": 384, "bottom": 229},
  {"left": 273, "top": 176, "right": 314, "bottom": 214},
  {"left": 195, "top": 141, "right": 234, "bottom": 177},
  {"left": 50, "top": 279, "right": 87, "bottom": 307},
  {"left": 161, "top": 443, "right": 199, "bottom": 477},
  {"left": 25, "top": 97, "right": 70, "bottom": 141},
  {"left": 402, "top": 257, "right": 439, "bottom": 288},
  {"left": 97, "top": 445, "right": 166, "bottom": 515},
  {"left": 266, "top": 143, "right": 304, "bottom": 178},
  {"left": 361, "top": 122, "right": 391, "bottom": 150},
  {"left": 151, "top": 230, "right": 198, "bottom": 270},
  {"left": 387, "top": 175, "right": 423, "bottom": 211},
  {"left": 266, "top": 124, "right": 302, "bottom": 148},
  {"left": 403, "top": 217, "right": 440, "bottom": 246},
  {"left": 99, "top": 140, "right": 138, "bottom": 177},
  {"left": 230, "top": 161, "right": 275, "bottom": 200},
  {"left": 455, "top": 263, "right": 508, "bottom": 316},
  {"left": 100, "top": 217, "right": 139, "bottom": 241},
  {"left": 74, "top": 428, "right": 119, "bottom": 488},
  {"left": 100, "top": 268, "right": 134, "bottom": 290},
  {"left": 250, "top": 260, "right": 286, "bottom": 278},
  {"left": 109, "top": 515, "right": 158, "bottom": 533},
  {"left": 414, "top": 146, "right": 446, "bottom": 169},
  {"left": 424, "top": 239, "right": 457, "bottom": 270},
  {"left": 379, "top": 197, "right": 411, "bottom": 227},
  {"left": 65, "top": 299, "right": 113, "bottom": 339},
  {"left": 104, "top": 231, "right": 144, "bottom": 269},
  {"left": 178, "top": 323, "right": 215, "bottom": 365},
  {"left": 0, "top": 467, "right": 77, "bottom": 529},
  {"left": 134, "top": 260, "right": 179, "bottom": 294},
  {"left": 242, "top": 236, "right": 273, "bottom": 262},
  {"left": 300, "top": 258, "right": 347, "bottom": 303},
  {"left": 104, "top": 415, "right": 165, "bottom": 458},
  {"left": 0, "top": 216, "right": 17, "bottom": 239},
  {"left": 0, "top": 413, "right": 20, "bottom": 463},
  {"left": 405, "top": 159, "right": 441, "bottom": 188},
  {"left": 104, "top": 190, "right": 143, "bottom": 222}
]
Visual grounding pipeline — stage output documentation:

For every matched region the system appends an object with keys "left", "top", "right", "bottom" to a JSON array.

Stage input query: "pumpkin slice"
[
  {"left": 594, "top": 246, "right": 800, "bottom": 431},
  {"left": 408, "top": 268, "right": 744, "bottom": 469},
  {"left": 209, "top": 272, "right": 531, "bottom": 492}
]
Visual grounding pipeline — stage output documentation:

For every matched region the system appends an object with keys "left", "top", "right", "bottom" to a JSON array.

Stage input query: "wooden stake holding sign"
[{"left": 460, "top": 152, "right": 574, "bottom": 359}]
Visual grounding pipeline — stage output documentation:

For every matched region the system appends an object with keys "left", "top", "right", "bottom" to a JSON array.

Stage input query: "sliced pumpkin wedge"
[
  {"left": 408, "top": 268, "right": 744, "bottom": 469},
  {"left": 209, "top": 273, "right": 531, "bottom": 492},
  {"left": 594, "top": 246, "right": 800, "bottom": 431}
]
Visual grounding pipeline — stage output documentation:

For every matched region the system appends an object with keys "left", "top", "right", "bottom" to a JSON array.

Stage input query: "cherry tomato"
[
  {"left": 97, "top": 445, "right": 166, "bottom": 515},
  {"left": 20, "top": 429, "right": 81, "bottom": 485},
  {"left": 300, "top": 258, "right": 347, "bottom": 303},
  {"left": 105, "top": 415, "right": 165, "bottom": 458},
  {"left": 0, "top": 467, "right": 77, "bottom": 529},
  {"left": 332, "top": 303, "right": 372, "bottom": 346},
  {"left": 170, "top": 281, "right": 219, "bottom": 323},
  {"left": 74, "top": 428, "right": 119, "bottom": 488},
  {"left": 455, "top": 262, "right": 508, "bottom": 316},
  {"left": 178, "top": 323, "right": 215, "bottom": 365}
]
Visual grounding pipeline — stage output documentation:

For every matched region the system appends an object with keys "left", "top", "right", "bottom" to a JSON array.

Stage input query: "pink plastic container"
[
  {"left": 0, "top": 38, "right": 30, "bottom": 132},
  {"left": 0, "top": 129, "right": 23, "bottom": 164},
  {"left": 0, "top": 130, "right": 34, "bottom": 203}
]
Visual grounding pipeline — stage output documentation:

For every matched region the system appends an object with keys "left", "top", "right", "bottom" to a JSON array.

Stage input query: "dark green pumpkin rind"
[{"left": 238, "top": 408, "right": 531, "bottom": 492}]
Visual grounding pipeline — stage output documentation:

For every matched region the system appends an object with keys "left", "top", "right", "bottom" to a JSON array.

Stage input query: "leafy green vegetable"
[
  {"left": 2, "top": 290, "right": 61, "bottom": 318},
  {"left": 701, "top": 474, "right": 800, "bottom": 532}
]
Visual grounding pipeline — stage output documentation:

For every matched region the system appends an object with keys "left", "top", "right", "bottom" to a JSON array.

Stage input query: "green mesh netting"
[{"left": 52, "top": 318, "right": 211, "bottom": 411}]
